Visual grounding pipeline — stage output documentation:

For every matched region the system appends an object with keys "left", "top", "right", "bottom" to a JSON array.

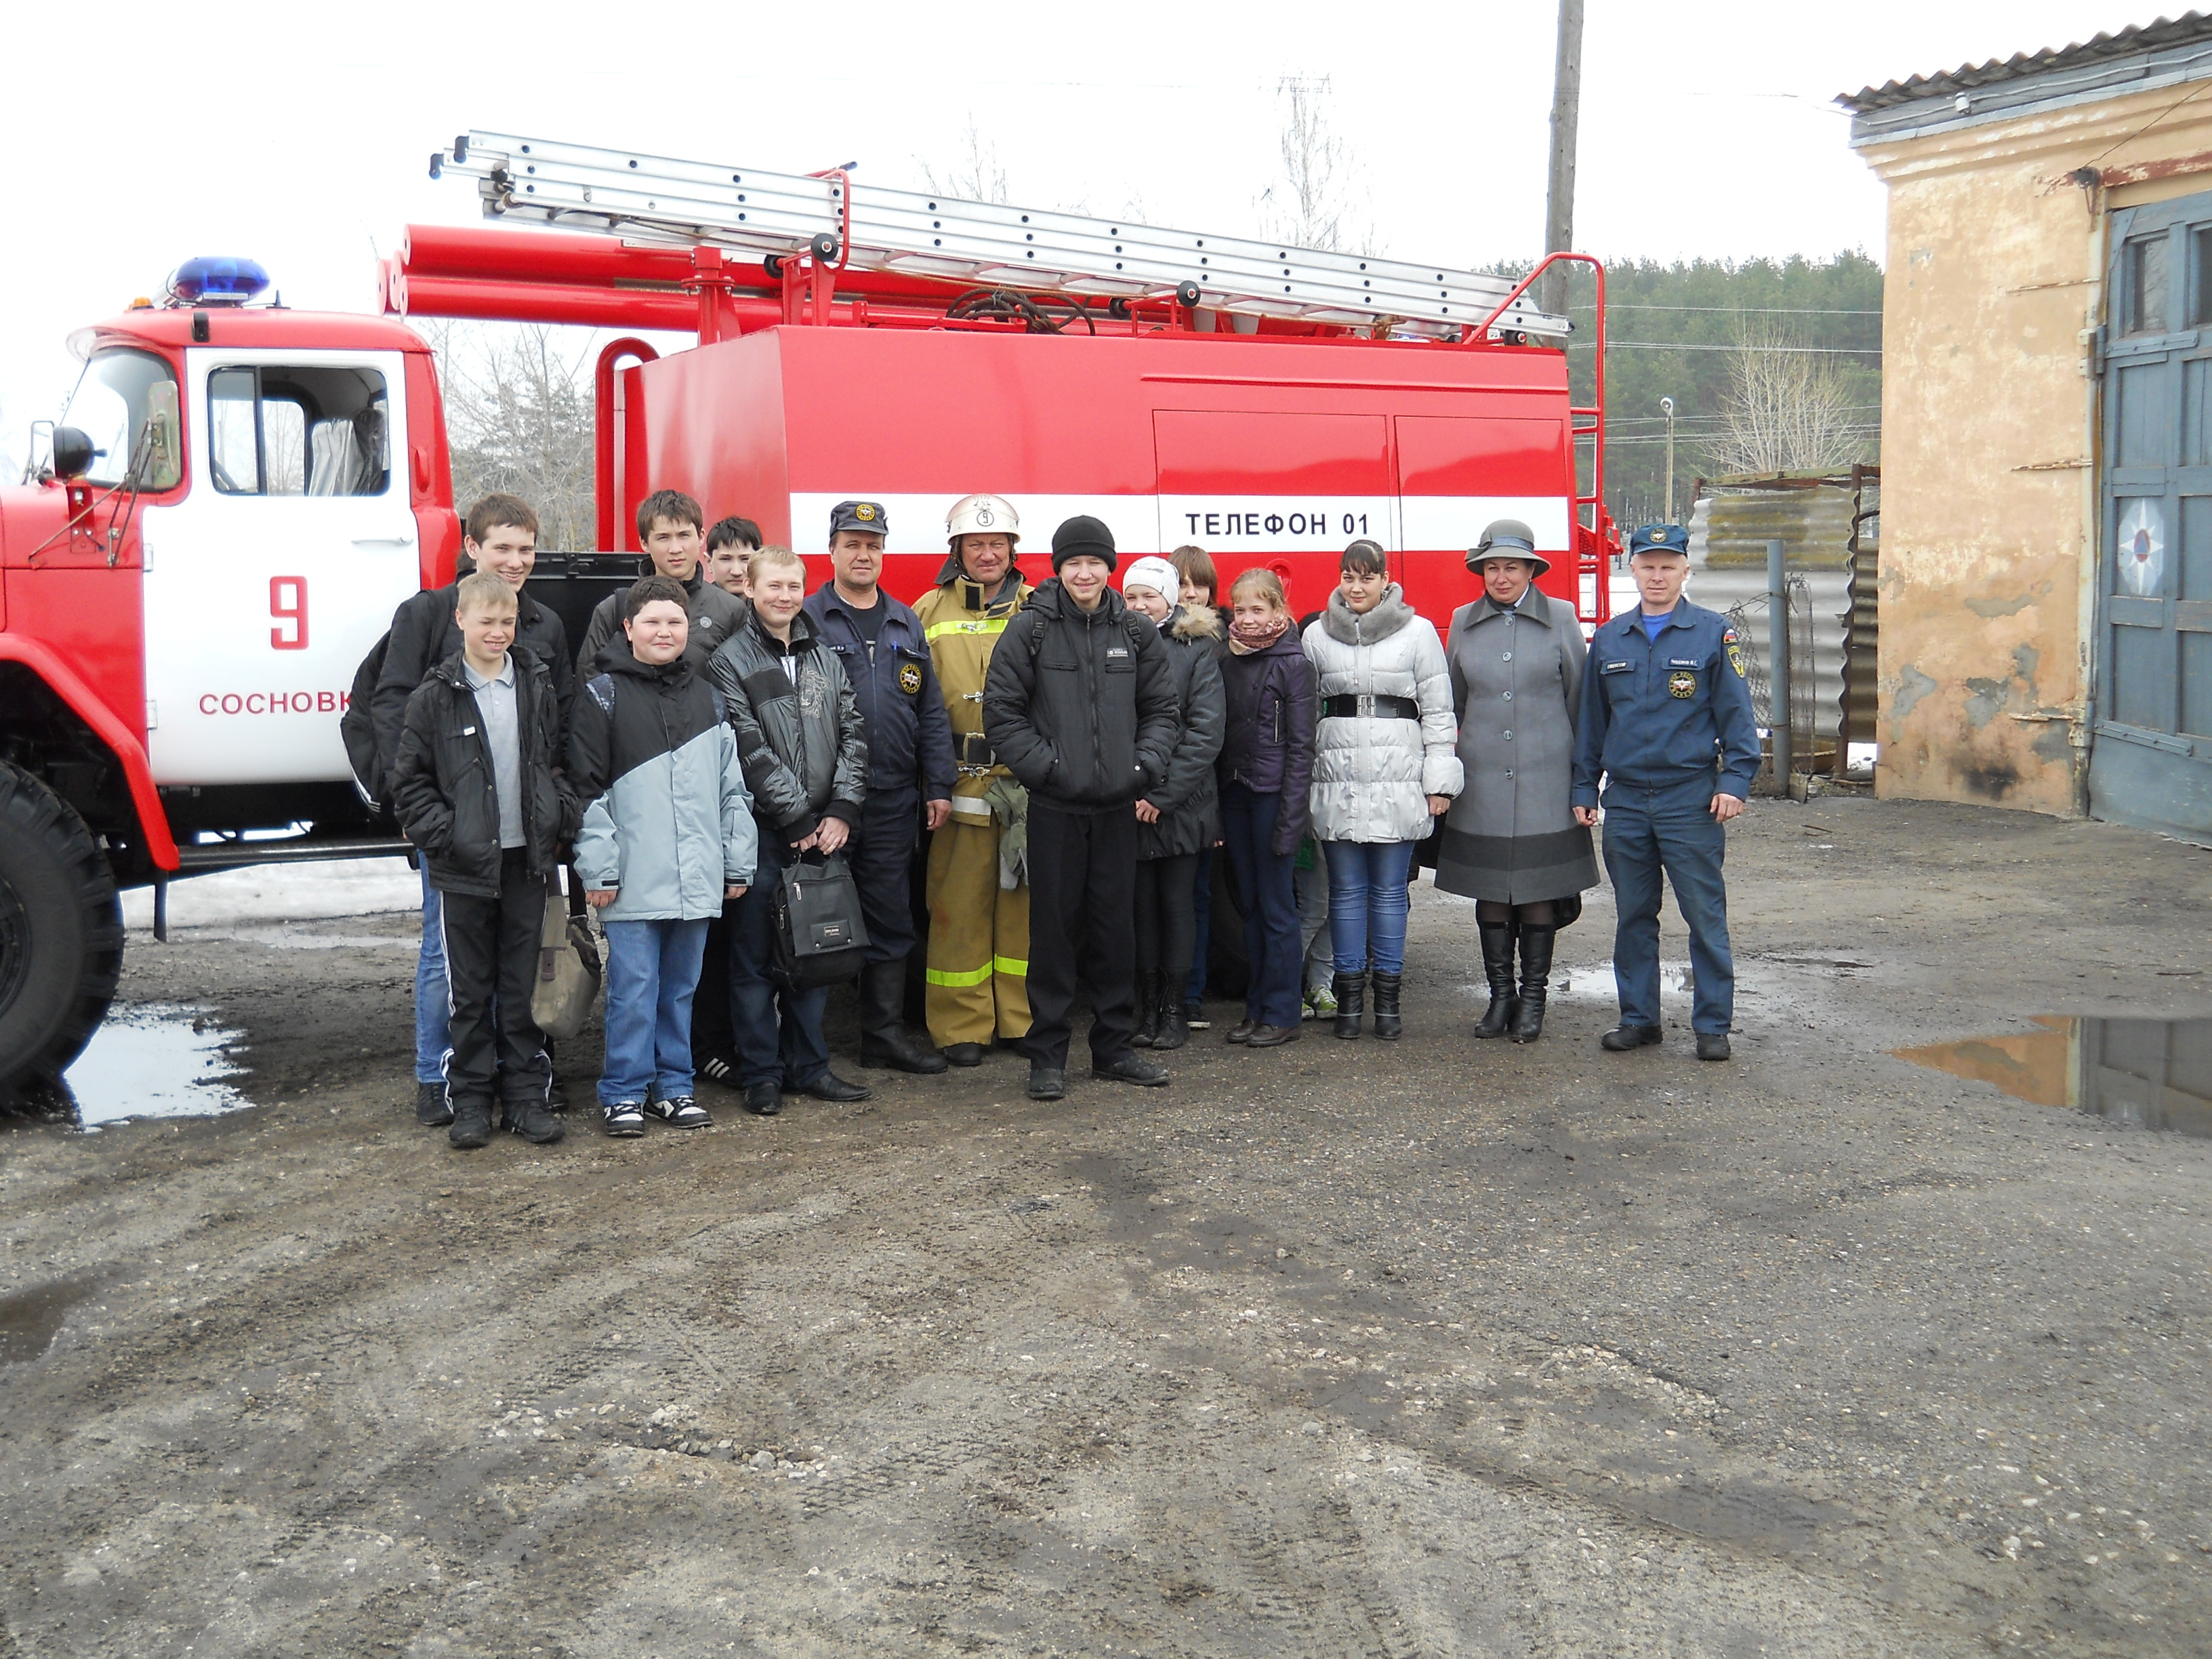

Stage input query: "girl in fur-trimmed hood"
[{"left": 1122, "top": 557, "right": 1226, "bottom": 1050}]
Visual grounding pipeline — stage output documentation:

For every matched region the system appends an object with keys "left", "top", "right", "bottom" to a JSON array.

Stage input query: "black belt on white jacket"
[{"left": 1322, "top": 693, "right": 1420, "bottom": 721}]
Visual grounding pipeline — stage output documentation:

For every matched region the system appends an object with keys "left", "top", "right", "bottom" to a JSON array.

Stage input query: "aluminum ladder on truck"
[{"left": 429, "top": 132, "right": 1572, "bottom": 343}]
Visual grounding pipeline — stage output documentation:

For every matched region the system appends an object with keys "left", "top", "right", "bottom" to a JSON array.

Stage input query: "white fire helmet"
[{"left": 945, "top": 493, "right": 1021, "bottom": 548}]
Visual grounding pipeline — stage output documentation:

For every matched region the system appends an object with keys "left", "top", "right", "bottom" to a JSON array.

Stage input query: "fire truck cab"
[{"left": 1, "top": 268, "right": 461, "bottom": 1088}]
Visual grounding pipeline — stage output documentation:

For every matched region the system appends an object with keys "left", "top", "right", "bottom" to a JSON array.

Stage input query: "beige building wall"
[{"left": 1859, "top": 85, "right": 2212, "bottom": 813}]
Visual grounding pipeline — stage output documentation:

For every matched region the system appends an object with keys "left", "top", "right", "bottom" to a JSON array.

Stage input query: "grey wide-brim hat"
[{"left": 1467, "top": 518, "right": 1552, "bottom": 577}]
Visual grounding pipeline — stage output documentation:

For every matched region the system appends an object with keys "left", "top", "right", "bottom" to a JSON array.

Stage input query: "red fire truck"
[{"left": 0, "top": 131, "right": 1612, "bottom": 1090}]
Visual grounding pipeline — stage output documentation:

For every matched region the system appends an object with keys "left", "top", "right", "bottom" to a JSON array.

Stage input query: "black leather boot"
[
  {"left": 1509, "top": 926, "right": 1555, "bottom": 1044},
  {"left": 859, "top": 958, "right": 949, "bottom": 1073},
  {"left": 1332, "top": 970, "right": 1365, "bottom": 1040},
  {"left": 1153, "top": 975, "right": 1189, "bottom": 1050},
  {"left": 1370, "top": 971, "right": 1403, "bottom": 1040},
  {"left": 1132, "top": 970, "right": 1162, "bottom": 1048},
  {"left": 1473, "top": 923, "right": 1518, "bottom": 1039}
]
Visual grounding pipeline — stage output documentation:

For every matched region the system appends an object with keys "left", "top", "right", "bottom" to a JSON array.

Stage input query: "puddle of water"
[
  {"left": 1896, "top": 1015, "right": 2212, "bottom": 1138},
  {"left": 1535, "top": 961, "right": 1694, "bottom": 1004},
  {"left": 9, "top": 1003, "right": 253, "bottom": 1128},
  {"left": 0, "top": 1277, "right": 98, "bottom": 1364}
]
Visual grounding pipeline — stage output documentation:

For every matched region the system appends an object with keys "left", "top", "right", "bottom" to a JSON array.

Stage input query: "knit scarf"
[{"left": 1228, "top": 611, "right": 1291, "bottom": 655}]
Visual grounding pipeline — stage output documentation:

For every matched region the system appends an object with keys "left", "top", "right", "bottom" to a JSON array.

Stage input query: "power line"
[
  {"left": 1570, "top": 304, "right": 1883, "bottom": 315},
  {"left": 1585, "top": 341, "right": 1883, "bottom": 355}
]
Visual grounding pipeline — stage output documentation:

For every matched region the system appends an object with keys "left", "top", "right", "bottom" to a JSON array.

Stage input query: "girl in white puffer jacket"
[{"left": 1300, "top": 541, "right": 1462, "bottom": 1039}]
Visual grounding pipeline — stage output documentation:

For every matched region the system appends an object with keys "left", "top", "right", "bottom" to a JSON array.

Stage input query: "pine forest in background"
[{"left": 1548, "top": 251, "right": 1885, "bottom": 531}]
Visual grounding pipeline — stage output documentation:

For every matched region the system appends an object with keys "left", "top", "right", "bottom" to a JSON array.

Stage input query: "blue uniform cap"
[
  {"left": 830, "top": 499, "right": 888, "bottom": 538},
  {"left": 1629, "top": 523, "right": 1691, "bottom": 558}
]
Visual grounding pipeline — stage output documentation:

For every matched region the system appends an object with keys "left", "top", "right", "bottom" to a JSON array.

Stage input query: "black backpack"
[{"left": 340, "top": 632, "right": 390, "bottom": 813}]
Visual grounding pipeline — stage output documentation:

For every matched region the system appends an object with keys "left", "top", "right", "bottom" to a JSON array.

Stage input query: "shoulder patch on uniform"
[{"left": 1725, "top": 632, "right": 1746, "bottom": 678}]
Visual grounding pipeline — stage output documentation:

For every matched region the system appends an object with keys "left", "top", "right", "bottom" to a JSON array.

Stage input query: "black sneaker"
[
  {"left": 415, "top": 1081, "right": 453, "bottom": 1127},
  {"left": 1092, "top": 1053, "right": 1170, "bottom": 1087},
  {"left": 1695, "top": 1032, "right": 1732, "bottom": 1061},
  {"left": 1183, "top": 1002, "right": 1210, "bottom": 1031},
  {"left": 697, "top": 1054, "right": 740, "bottom": 1088},
  {"left": 603, "top": 1100, "right": 647, "bottom": 1138},
  {"left": 449, "top": 1101, "right": 495, "bottom": 1150},
  {"left": 1601, "top": 1024, "right": 1664, "bottom": 1052},
  {"left": 508, "top": 1099, "right": 566, "bottom": 1144},
  {"left": 1027, "top": 1066, "right": 1067, "bottom": 1101},
  {"left": 647, "top": 1095, "right": 712, "bottom": 1128}
]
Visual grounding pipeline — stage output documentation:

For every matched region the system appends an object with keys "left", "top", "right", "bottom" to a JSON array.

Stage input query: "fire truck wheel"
[{"left": 0, "top": 763, "right": 123, "bottom": 1091}]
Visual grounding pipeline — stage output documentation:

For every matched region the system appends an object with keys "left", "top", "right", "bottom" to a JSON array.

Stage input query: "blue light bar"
[{"left": 164, "top": 257, "right": 272, "bottom": 307}]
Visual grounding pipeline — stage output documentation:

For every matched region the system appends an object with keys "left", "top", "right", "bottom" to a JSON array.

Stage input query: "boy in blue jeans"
[{"left": 569, "top": 577, "right": 757, "bottom": 1133}]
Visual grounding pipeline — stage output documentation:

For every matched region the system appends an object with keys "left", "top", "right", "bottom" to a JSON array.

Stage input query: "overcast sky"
[{"left": 0, "top": 1, "right": 2169, "bottom": 478}]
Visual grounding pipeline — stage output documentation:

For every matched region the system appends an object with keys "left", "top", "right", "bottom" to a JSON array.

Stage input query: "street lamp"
[{"left": 1660, "top": 396, "right": 1676, "bottom": 524}]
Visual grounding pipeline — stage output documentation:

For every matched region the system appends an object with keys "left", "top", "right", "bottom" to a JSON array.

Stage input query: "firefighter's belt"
[
  {"left": 1322, "top": 693, "right": 1421, "bottom": 721},
  {"left": 956, "top": 732, "right": 997, "bottom": 768}
]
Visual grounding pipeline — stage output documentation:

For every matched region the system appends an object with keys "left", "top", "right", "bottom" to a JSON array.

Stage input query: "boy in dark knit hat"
[{"left": 981, "top": 516, "right": 1181, "bottom": 1101}]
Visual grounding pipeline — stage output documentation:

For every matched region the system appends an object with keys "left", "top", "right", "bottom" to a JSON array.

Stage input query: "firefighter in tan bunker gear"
[{"left": 915, "top": 495, "right": 1036, "bottom": 1064}]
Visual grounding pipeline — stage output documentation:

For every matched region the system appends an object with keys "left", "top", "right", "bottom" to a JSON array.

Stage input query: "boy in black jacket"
[
  {"left": 392, "top": 573, "right": 580, "bottom": 1149},
  {"left": 982, "top": 516, "right": 1180, "bottom": 1102},
  {"left": 370, "top": 494, "right": 573, "bottom": 1126}
]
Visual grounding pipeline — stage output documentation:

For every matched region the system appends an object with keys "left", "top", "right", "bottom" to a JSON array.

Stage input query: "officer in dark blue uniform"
[
  {"left": 804, "top": 500, "right": 958, "bottom": 1073},
  {"left": 1571, "top": 523, "right": 1761, "bottom": 1060}
]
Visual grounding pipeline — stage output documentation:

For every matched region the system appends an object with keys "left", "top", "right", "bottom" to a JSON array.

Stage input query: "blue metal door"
[{"left": 2094, "top": 190, "right": 2212, "bottom": 842}]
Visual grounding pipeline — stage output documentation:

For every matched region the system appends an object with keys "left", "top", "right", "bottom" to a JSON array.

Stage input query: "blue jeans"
[
  {"left": 1322, "top": 840, "right": 1416, "bottom": 977},
  {"left": 1601, "top": 777, "right": 1734, "bottom": 1035},
  {"left": 729, "top": 838, "right": 831, "bottom": 1090},
  {"left": 598, "top": 918, "right": 711, "bottom": 1106},
  {"left": 1185, "top": 855, "right": 1212, "bottom": 1006},
  {"left": 415, "top": 867, "right": 451, "bottom": 1084},
  {"left": 1221, "top": 784, "right": 1302, "bottom": 1029}
]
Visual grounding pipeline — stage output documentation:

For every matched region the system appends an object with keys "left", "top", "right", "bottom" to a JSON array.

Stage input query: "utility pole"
[
  {"left": 1660, "top": 396, "right": 1676, "bottom": 523},
  {"left": 1543, "top": 0, "right": 1585, "bottom": 320}
]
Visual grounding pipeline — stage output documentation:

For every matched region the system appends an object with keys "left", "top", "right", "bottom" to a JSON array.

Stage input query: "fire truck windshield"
[{"left": 60, "top": 349, "right": 182, "bottom": 490}]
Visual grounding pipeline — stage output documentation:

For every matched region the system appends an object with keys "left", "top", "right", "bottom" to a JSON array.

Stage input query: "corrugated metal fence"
[{"left": 1685, "top": 468, "right": 1879, "bottom": 775}]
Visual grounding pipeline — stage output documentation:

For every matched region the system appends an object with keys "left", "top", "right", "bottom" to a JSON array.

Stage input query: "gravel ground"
[{"left": 3, "top": 794, "right": 2209, "bottom": 1657}]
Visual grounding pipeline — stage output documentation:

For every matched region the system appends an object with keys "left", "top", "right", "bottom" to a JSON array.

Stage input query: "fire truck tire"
[{"left": 0, "top": 762, "right": 123, "bottom": 1090}]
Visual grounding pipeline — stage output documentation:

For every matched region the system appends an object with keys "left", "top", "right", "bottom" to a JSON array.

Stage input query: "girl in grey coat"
[
  {"left": 1435, "top": 521, "right": 1599, "bottom": 1043},
  {"left": 1300, "top": 540, "right": 1460, "bottom": 1039}
]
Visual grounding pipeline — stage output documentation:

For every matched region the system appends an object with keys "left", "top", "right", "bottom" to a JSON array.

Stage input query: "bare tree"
[
  {"left": 425, "top": 321, "right": 597, "bottom": 551},
  {"left": 1257, "top": 77, "right": 1374, "bottom": 255},
  {"left": 920, "top": 120, "right": 1010, "bottom": 205},
  {"left": 1706, "top": 321, "right": 1867, "bottom": 476}
]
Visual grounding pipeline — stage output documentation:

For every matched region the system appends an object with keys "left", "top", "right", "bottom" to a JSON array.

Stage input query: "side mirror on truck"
[
  {"left": 133, "top": 380, "right": 182, "bottom": 491},
  {"left": 49, "top": 426, "right": 98, "bottom": 480}
]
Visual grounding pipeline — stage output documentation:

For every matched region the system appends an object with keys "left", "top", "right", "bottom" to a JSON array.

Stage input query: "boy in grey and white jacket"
[{"left": 569, "top": 578, "right": 757, "bottom": 1134}]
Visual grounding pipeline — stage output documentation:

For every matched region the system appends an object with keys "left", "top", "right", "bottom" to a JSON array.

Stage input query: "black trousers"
[
  {"left": 848, "top": 787, "right": 920, "bottom": 964},
  {"left": 1133, "top": 852, "right": 1200, "bottom": 987},
  {"left": 438, "top": 848, "right": 550, "bottom": 1109},
  {"left": 1023, "top": 801, "right": 1138, "bottom": 1069},
  {"left": 691, "top": 899, "right": 739, "bottom": 1065}
]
